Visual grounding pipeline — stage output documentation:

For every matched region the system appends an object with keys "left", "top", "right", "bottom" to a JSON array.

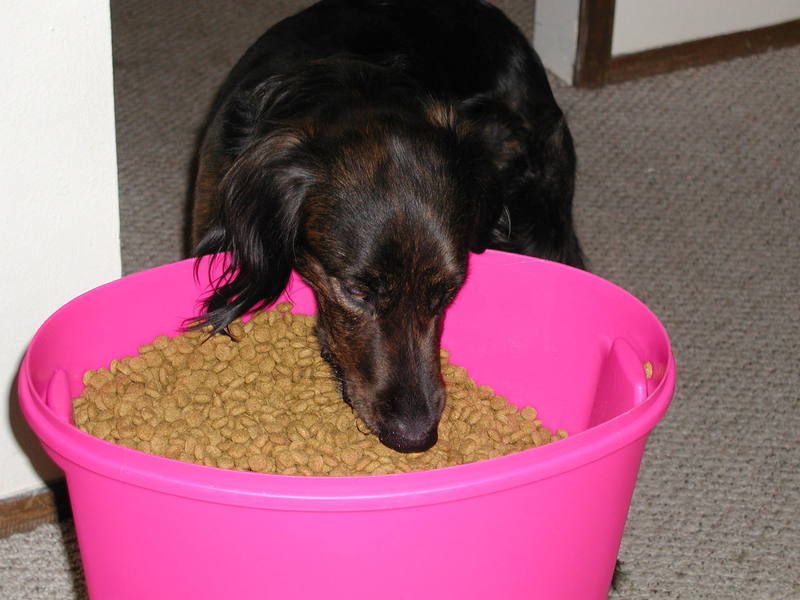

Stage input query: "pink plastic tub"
[{"left": 19, "top": 250, "right": 674, "bottom": 599}]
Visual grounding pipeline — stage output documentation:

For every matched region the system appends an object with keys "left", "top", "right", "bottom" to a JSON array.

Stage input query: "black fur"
[{"left": 191, "top": 0, "right": 583, "bottom": 453}]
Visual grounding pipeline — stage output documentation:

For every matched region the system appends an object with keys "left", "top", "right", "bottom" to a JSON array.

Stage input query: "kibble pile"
[{"left": 74, "top": 302, "right": 566, "bottom": 476}]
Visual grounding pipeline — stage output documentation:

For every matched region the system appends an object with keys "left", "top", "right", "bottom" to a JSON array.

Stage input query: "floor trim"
[
  {"left": 605, "top": 18, "right": 800, "bottom": 85},
  {"left": 574, "top": 2, "right": 800, "bottom": 87},
  {"left": 0, "top": 479, "right": 70, "bottom": 538}
]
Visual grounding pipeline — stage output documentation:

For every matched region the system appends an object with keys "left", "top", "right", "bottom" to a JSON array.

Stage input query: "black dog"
[{"left": 191, "top": 0, "right": 584, "bottom": 453}]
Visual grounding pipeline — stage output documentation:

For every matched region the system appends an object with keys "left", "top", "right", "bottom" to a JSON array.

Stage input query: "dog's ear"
[
  {"left": 425, "top": 100, "right": 506, "bottom": 254},
  {"left": 194, "top": 127, "right": 316, "bottom": 334},
  {"left": 457, "top": 94, "right": 579, "bottom": 261},
  {"left": 456, "top": 95, "right": 535, "bottom": 176}
]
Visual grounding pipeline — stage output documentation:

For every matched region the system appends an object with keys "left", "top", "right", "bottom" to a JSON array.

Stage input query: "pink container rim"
[{"left": 19, "top": 251, "right": 676, "bottom": 513}]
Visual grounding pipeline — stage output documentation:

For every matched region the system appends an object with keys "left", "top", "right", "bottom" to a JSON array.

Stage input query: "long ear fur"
[
  {"left": 455, "top": 94, "right": 580, "bottom": 262},
  {"left": 193, "top": 128, "right": 316, "bottom": 334},
  {"left": 424, "top": 99, "right": 505, "bottom": 254}
]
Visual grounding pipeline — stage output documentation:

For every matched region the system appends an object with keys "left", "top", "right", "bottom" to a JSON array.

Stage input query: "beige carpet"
[{"left": 2, "top": 2, "right": 798, "bottom": 598}]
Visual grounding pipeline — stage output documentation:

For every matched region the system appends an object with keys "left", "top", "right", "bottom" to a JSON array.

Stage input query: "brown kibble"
[
  {"left": 74, "top": 405, "right": 89, "bottom": 426},
  {"left": 187, "top": 353, "right": 205, "bottom": 370},
  {"left": 143, "top": 349, "right": 163, "bottom": 368},
  {"left": 184, "top": 409, "right": 205, "bottom": 428},
  {"left": 163, "top": 442, "right": 182, "bottom": 458},
  {"left": 478, "top": 384, "right": 494, "bottom": 397},
  {"left": 75, "top": 303, "right": 565, "bottom": 477},
  {"left": 520, "top": 405, "right": 538, "bottom": 421},
  {"left": 643, "top": 361, "right": 654, "bottom": 379},
  {"left": 308, "top": 454, "right": 326, "bottom": 473},
  {"left": 117, "top": 423, "right": 136, "bottom": 439},
  {"left": 228, "top": 322, "right": 244, "bottom": 339},
  {"left": 228, "top": 443, "right": 247, "bottom": 459},
  {"left": 248, "top": 454, "right": 268, "bottom": 472},
  {"left": 275, "top": 450, "right": 294, "bottom": 469},
  {"left": 92, "top": 420, "right": 113, "bottom": 439},
  {"left": 136, "top": 423, "right": 155, "bottom": 441},
  {"left": 211, "top": 416, "right": 229, "bottom": 430},
  {"left": 176, "top": 341, "right": 194, "bottom": 355},
  {"left": 214, "top": 344, "right": 236, "bottom": 362},
  {"left": 508, "top": 429, "right": 528, "bottom": 443},
  {"left": 240, "top": 345, "right": 257, "bottom": 362},
  {"left": 489, "top": 395, "right": 508, "bottom": 411},
  {"left": 231, "top": 428, "right": 250, "bottom": 444},
  {"left": 128, "top": 356, "right": 147, "bottom": 372},
  {"left": 340, "top": 447, "right": 360, "bottom": 466},
  {"left": 84, "top": 369, "right": 113, "bottom": 390},
  {"left": 262, "top": 418, "right": 284, "bottom": 434},
  {"left": 290, "top": 449, "right": 309, "bottom": 465},
  {"left": 163, "top": 405, "right": 181, "bottom": 423},
  {"left": 217, "top": 367, "right": 237, "bottom": 386},
  {"left": 253, "top": 328, "right": 272, "bottom": 344},
  {"left": 150, "top": 436, "right": 167, "bottom": 454},
  {"left": 217, "top": 454, "right": 235, "bottom": 470},
  {"left": 228, "top": 401, "right": 247, "bottom": 415}
]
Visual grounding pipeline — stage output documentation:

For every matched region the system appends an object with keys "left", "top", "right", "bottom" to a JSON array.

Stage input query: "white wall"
[
  {"left": 612, "top": 0, "right": 800, "bottom": 56},
  {"left": 535, "top": 0, "right": 800, "bottom": 83},
  {"left": 534, "top": 0, "right": 582, "bottom": 84},
  {"left": 1, "top": 1, "right": 121, "bottom": 499}
]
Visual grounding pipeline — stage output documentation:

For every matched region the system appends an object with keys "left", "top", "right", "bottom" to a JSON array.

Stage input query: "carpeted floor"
[{"left": 2, "top": 1, "right": 799, "bottom": 598}]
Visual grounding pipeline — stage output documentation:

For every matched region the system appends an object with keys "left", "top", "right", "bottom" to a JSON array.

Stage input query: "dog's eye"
[{"left": 344, "top": 284, "right": 370, "bottom": 303}]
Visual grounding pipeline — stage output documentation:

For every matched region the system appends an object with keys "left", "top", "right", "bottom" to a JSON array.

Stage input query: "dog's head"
[{"left": 196, "top": 61, "right": 516, "bottom": 452}]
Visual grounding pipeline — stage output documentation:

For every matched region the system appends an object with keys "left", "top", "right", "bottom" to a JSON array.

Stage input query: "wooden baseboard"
[
  {"left": 0, "top": 478, "right": 70, "bottom": 538},
  {"left": 606, "top": 18, "right": 800, "bottom": 85},
  {"left": 574, "top": 5, "right": 800, "bottom": 88}
]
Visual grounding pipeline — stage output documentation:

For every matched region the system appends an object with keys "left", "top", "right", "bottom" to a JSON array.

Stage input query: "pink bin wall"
[{"left": 19, "top": 250, "right": 676, "bottom": 599}]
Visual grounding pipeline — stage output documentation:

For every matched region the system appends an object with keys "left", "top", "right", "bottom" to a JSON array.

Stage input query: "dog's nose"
[{"left": 379, "top": 421, "right": 439, "bottom": 453}]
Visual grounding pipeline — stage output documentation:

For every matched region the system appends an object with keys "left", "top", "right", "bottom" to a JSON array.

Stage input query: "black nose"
[{"left": 379, "top": 423, "right": 438, "bottom": 453}]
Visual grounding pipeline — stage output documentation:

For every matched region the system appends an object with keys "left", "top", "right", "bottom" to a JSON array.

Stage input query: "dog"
[{"left": 191, "top": 0, "right": 584, "bottom": 454}]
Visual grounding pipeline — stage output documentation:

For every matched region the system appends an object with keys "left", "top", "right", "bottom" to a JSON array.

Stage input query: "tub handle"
[
  {"left": 588, "top": 338, "right": 649, "bottom": 427},
  {"left": 45, "top": 369, "right": 74, "bottom": 425}
]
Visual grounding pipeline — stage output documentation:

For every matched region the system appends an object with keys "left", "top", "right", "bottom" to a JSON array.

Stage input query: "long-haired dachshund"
[{"left": 191, "top": 0, "right": 584, "bottom": 453}]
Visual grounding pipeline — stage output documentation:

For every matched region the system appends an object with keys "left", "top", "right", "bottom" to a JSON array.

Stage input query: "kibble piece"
[
  {"left": 75, "top": 303, "right": 568, "bottom": 476},
  {"left": 248, "top": 454, "right": 268, "bottom": 472},
  {"left": 643, "top": 361, "right": 654, "bottom": 379}
]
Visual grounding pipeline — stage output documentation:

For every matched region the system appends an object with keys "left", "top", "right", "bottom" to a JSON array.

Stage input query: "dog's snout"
[
  {"left": 378, "top": 396, "right": 442, "bottom": 453},
  {"left": 379, "top": 418, "right": 439, "bottom": 453}
]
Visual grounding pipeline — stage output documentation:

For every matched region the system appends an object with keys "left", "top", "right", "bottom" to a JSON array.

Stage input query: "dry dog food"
[{"left": 74, "top": 303, "right": 566, "bottom": 476}]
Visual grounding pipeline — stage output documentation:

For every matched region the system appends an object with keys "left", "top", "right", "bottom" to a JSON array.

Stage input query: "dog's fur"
[{"left": 191, "top": 0, "right": 584, "bottom": 453}]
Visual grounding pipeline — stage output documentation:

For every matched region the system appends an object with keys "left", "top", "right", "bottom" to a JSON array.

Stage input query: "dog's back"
[{"left": 192, "top": 0, "right": 580, "bottom": 268}]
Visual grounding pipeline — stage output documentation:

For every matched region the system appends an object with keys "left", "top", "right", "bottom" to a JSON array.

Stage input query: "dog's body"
[{"left": 192, "top": 0, "right": 583, "bottom": 453}]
